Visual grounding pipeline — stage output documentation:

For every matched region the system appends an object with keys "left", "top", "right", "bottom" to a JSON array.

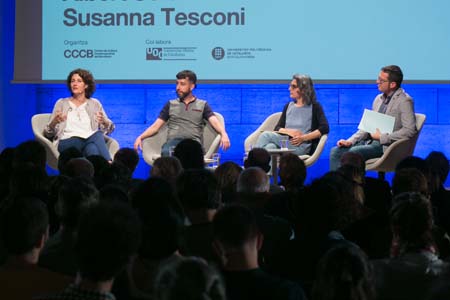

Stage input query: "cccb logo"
[{"left": 64, "top": 49, "right": 94, "bottom": 58}]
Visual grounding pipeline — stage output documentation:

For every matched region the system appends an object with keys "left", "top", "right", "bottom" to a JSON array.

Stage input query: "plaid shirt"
[{"left": 34, "top": 283, "right": 116, "bottom": 300}]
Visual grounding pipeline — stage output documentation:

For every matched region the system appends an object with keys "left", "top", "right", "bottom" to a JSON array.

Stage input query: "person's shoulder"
[{"left": 87, "top": 97, "right": 101, "bottom": 104}]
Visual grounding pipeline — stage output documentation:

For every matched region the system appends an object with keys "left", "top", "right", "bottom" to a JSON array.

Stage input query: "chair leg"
[{"left": 378, "top": 172, "right": 386, "bottom": 180}]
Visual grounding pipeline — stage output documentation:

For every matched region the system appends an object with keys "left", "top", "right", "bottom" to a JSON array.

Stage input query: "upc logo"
[{"left": 146, "top": 48, "right": 163, "bottom": 60}]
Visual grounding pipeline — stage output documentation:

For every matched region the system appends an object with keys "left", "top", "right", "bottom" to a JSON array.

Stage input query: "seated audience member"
[
  {"left": 113, "top": 147, "right": 143, "bottom": 189},
  {"left": 57, "top": 147, "right": 83, "bottom": 174},
  {"left": 154, "top": 257, "right": 226, "bottom": 300},
  {"left": 274, "top": 172, "right": 360, "bottom": 294},
  {"left": 214, "top": 161, "right": 242, "bottom": 204},
  {"left": 244, "top": 147, "right": 283, "bottom": 193},
  {"left": 113, "top": 147, "right": 140, "bottom": 175},
  {"left": 126, "top": 177, "right": 184, "bottom": 299},
  {"left": 37, "top": 200, "right": 141, "bottom": 300},
  {"left": 212, "top": 205, "right": 306, "bottom": 300},
  {"left": 96, "top": 161, "right": 133, "bottom": 191},
  {"left": 39, "top": 177, "right": 99, "bottom": 276},
  {"left": 266, "top": 153, "right": 307, "bottom": 223},
  {"left": 99, "top": 184, "right": 129, "bottom": 204},
  {"left": 0, "top": 147, "right": 15, "bottom": 202},
  {"left": 60, "top": 157, "right": 95, "bottom": 178},
  {"left": 0, "top": 196, "right": 72, "bottom": 299},
  {"left": 173, "top": 138, "right": 205, "bottom": 169},
  {"left": 150, "top": 156, "right": 183, "bottom": 188},
  {"left": 46, "top": 175, "right": 72, "bottom": 235},
  {"left": 371, "top": 192, "right": 450, "bottom": 300},
  {"left": 312, "top": 244, "right": 375, "bottom": 300},
  {"left": 6, "top": 162, "right": 50, "bottom": 203},
  {"left": 426, "top": 151, "right": 450, "bottom": 235},
  {"left": 13, "top": 140, "right": 47, "bottom": 170},
  {"left": 339, "top": 152, "right": 392, "bottom": 259},
  {"left": 236, "top": 167, "right": 293, "bottom": 270},
  {"left": 392, "top": 168, "right": 450, "bottom": 258},
  {"left": 176, "top": 169, "right": 221, "bottom": 262},
  {"left": 392, "top": 168, "right": 429, "bottom": 197}
]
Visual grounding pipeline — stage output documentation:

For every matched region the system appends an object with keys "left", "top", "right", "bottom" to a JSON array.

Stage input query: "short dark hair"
[
  {"left": 66, "top": 68, "right": 96, "bottom": 98},
  {"left": 213, "top": 205, "right": 259, "bottom": 249},
  {"left": 0, "top": 196, "right": 49, "bottom": 255},
  {"left": 244, "top": 148, "right": 271, "bottom": 173},
  {"left": 279, "top": 153, "right": 306, "bottom": 190},
  {"left": 176, "top": 169, "right": 221, "bottom": 210},
  {"left": 176, "top": 70, "right": 197, "bottom": 85},
  {"left": 13, "top": 140, "right": 46, "bottom": 170},
  {"left": 381, "top": 65, "right": 403, "bottom": 87},
  {"left": 174, "top": 139, "right": 204, "bottom": 170},
  {"left": 75, "top": 201, "right": 141, "bottom": 281},
  {"left": 56, "top": 177, "right": 99, "bottom": 230},
  {"left": 131, "top": 178, "right": 184, "bottom": 259},
  {"left": 426, "top": 151, "right": 449, "bottom": 184},
  {"left": 57, "top": 147, "right": 83, "bottom": 173},
  {"left": 114, "top": 147, "right": 139, "bottom": 173}
]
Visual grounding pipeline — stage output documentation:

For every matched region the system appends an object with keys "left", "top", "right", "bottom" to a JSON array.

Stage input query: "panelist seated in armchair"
[
  {"left": 133, "top": 70, "right": 230, "bottom": 156},
  {"left": 255, "top": 74, "right": 329, "bottom": 156},
  {"left": 329, "top": 65, "right": 417, "bottom": 171},
  {"left": 44, "top": 68, "right": 115, "bottom": 161}
]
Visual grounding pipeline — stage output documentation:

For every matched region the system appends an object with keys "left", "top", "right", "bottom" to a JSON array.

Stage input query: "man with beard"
[{"left": 134, "top": 70, "right": 230, "bottom": 156}]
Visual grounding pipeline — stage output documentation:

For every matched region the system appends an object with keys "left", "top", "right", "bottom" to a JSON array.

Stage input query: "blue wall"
[{"left": 2, "top": 0, "right": 450, "bottom": 184}]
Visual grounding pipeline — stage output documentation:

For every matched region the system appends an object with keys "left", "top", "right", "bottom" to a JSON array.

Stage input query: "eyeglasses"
[
  {"left": 289, "top": 84, "right": 298, "bottom": 89},
  {"left": 377, "top": 77, "right": 390, "bottom": 84}
]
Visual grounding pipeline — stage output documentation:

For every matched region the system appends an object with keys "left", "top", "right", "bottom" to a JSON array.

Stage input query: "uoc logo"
[
  {"left": 211, "top": 47, "right": 225, "bottom": 60},
  {"left": 147, "top": 48, "right": 163, "bottom": 60},
  {"left": 64, "top": 49, "right": 93, "bottom": 58}
]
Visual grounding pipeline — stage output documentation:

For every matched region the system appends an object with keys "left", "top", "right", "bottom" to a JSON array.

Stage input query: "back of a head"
[
  {"left": 426, "top": 151, "right": 449, "bottom": 187},
  {"left": 0, "top": 196, "right": 49, "bottom": 256},
  {"left": 8, "top": 162, "right": 49, "bottom": 199},
  {"left": 176, "top": 169, "right": 220, "bottom": 211},
  {"left": 395, "top": 156, "right": 430, "bottom": 178},
  {"left": 340, "top": 152, "right": 366, "bottom": 176},
  {"left": 174, "top": 139, "right": 204, "bottom": 170},
  {"left": 244, "top": 148, "right": 271, "bottom": 173},
  {"left": 390, "top": 192, "right": 434, "bottom": 255},
  {"left": 392, "top": 168, "right": 428, "bottom": 197},
  {"left": 313, "top": 244, "right": 375, "bottom": 300},
  {"left": 130, "top": 178, "right": 184, "bottom": 259},
  {"left": 75, "top": 201, "right": 141, "bottom": 282},
  {"left": 113, "top": 147, "right": 139, "bottom": 173},
  {"left": 279, "top": 153, "right": 306, "bottom": 190},
  {"left": 300, "top": 172, "right": 361, "bottom": 235},
  {"left": 214, "top": 161, "right": 242, "bottom": 190},
  {"left": 57, "top": 147, "right": 83, "bottom": 173},
  {"left": 212, "top": 204, "right": 259, "bottom": 250},
  {"left": 151, "top": 156, "right": 183, "bottom": 187},
  {"left": 61, "top": 157, "right": 95, "bottom": 178},
  {"left": 57, "top": 177, "right": 99, "bottom": 230},
  {"left": 13, "top": 140, "right": 47, "bottom": 170},
  {"left": 237, "top": 166, "right": 270, "bottom": 194},
  {"left": 154, "top": 257, "right": 226, "bottom": 300}
]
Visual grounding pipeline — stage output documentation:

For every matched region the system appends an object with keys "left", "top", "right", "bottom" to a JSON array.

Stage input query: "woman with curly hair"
[{"left": 44, "top": 68, "right": 115, "bottom": 161}]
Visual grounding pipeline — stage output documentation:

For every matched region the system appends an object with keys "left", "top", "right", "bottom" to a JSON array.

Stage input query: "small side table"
[{"left": 267, "top": 148, "right": 295, "bottom": 180}]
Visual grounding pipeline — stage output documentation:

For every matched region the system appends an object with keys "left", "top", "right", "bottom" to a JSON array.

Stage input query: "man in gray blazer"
[{"left": 330, "top": 65, "right": 417, "bottom": 171}]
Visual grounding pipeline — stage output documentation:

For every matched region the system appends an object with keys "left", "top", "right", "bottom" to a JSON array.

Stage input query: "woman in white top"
[{"left": 44, "top": 68, "right": 115, "bottom": 161}]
